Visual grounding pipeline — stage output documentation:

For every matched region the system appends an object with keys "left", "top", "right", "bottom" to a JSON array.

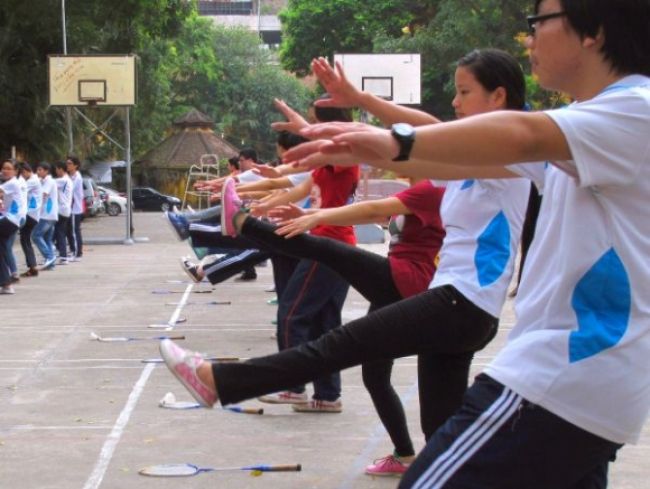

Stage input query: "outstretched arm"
[
  {"left": 275, "top": 196, "right": 409, "bottom": 238},
  {"left": 311, "top": 58, "right": 440, "bottom": 127},
  {"left": 283, "top": 111, "right": 569, "bottom": 179}
]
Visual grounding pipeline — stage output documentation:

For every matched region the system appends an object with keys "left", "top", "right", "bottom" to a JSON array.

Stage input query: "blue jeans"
[
  {"left": 4, "top": 229, "right": 18, "bottom": 274},
  {"left": 32, "top": 219, "right": 56, "bottom": 262}
]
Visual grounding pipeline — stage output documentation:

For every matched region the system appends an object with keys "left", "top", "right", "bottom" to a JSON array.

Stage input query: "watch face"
[{"left": 393, "top": 123, "right": 414, "bottom": 138}]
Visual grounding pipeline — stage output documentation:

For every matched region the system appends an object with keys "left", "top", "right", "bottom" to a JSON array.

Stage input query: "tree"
[
  {"left": 278, "top": 0, "right": 439, "bottom": 76},
  {"left": 0, "top": 0, "right": 194, "bottom": 162}
]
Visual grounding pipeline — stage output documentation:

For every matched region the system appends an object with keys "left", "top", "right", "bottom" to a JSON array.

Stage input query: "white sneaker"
[
  {"left": 0, "top": 285, "right": 15, "bottom": 295},
  {"left": 258, "top": 391, "right": 308, "bottom": 404},
  {"left": 292, "top": 398, "right": 342, "bottom": 413}
]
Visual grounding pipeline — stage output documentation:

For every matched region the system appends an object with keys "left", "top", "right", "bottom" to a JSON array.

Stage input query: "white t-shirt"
[
  {"left": 17, "top": 175, "right": 28, "bottom": 223},
  {"left": 487, "top": 75, "right": 650, "bottom": 444},
  {"left": 25, "top": 174, "right": 42, "bottom": 222},
  {"left": 236, "top": 169, "right": 264, "bottom": 184},
  {"left": 287, "top": 171, "right": 311, "bottom": 208},
  {"left": 40, "top": 175, "right": 59, "bottom": 221},
  {"left": 0, "top": 176, "right": 25, "bottom": 227},
  {"left": 430, "top": 177, "right": 529, "bottom": 317},
  {"left": 70, "top": 172, "right": 84, "bottom": 215},
  {"left": 56, "top": 174, "right": 73, "bottom": 218}
]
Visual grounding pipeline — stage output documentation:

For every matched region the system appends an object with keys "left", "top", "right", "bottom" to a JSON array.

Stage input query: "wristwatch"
[{"left": 390, "top": 123, "right": 415, "bottom": 161}]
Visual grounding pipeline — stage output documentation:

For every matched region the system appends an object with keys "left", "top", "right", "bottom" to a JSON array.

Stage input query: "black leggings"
[
  {"left": 221, "top": 218, "right": 499, "bottom": 451},
  {"left": 242, "top": 217, "right": 416, "bottom": 453}
]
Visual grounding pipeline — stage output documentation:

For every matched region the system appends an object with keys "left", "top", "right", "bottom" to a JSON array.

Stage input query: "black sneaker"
[
  {"left": 165, "top": 211, "right": 190, "bottom": 241},
  {"left": 179, "top": 256, "right": 203, "bottom": 283}
]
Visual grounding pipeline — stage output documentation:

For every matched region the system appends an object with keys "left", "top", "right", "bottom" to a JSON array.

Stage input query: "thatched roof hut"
[{"left": 133, "top": 109, "right": 238, "bottom": 202}]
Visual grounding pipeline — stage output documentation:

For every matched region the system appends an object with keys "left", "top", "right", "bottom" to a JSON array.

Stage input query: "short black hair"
[
  {"left": 18, "top": 161, "right": 33, "bottom": 174},
  {"left": 277, "top": 130, "right": 308, "bottom": 150},
  {"left": 36, "top": 162, "right": 51, "bottom": 173},
  {"left": 313, "top": 93, "right": 353, "bottom": 123},
  {"left": 239, "top": 148, "right": 258, "bottom": 162},
  {"left": 54, "top": 161, "right": 68, "bottom": 174},
  {"left": 66, "top": 155, "right": 81, "bottom": 168},
  {"left": 457, "top": 49, "right": 526, "bottom": 110},
  {"left": 535, "top": 0, "right": 650, "bottom": 76},
  {"left": 228, "top": 156, "right": 240, "bottom": 170}
]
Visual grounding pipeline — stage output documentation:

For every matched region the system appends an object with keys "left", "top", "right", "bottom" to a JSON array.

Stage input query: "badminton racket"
[
  {"left": 90, "top": 332, "right": 185, "bottom": 343},
  {"left": 165, "top": 301, "right": 231, "bottom": 306},
  {"left": 151, "top": 289, "right": 213, "bottom": 295},
  {"left": 139, "top": 463, "right": 301, "bottom": 477},
  {"left": 148, "top": 317, "right": 187, "bottom": 329},
  {"left": 141, "top": 356, "right": 240, "bottom": 364}
]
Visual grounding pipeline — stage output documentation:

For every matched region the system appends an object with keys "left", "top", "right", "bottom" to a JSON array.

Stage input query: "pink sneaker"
[
  {"left": 220, "top": 177, "right": 242, "bottom": 237},
  {"left": 365, "top": 455, "right": 411, "bottom": 477},
  {"left": 159, "top": 339, "right": 217, "bottom": 408}
]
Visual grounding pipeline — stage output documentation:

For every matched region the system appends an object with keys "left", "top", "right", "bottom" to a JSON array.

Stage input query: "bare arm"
[
  {"left": 311, "top": 58, "right": 439, "bottom": 127},
  {"left": 286, "top": 111, "right": 568, "bottom": 178},
  {"left": 275, "top": 196, "right": 409, "bottom": 238},
  {"left": 249, "top": 176, "right": 312, "bottom": 217}
]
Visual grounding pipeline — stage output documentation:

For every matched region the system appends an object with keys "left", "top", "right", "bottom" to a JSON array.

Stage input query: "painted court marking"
[{"left": 82, "top": 283, "right": 193, "bottom": 489}]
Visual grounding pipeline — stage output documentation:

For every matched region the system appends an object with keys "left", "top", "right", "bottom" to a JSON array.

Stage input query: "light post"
[{"left": 61, "top": 0, "right": 74, "bottom": 153}]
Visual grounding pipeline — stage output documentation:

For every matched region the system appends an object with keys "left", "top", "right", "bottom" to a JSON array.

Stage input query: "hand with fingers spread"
[
  {"left": 195, "top": 176, "right": 227, "bottom": 193},
  {"left": 271, "top": 99, "right": 311, "bottom": 134},
  {"left": 251, "top": 163, "right": 283, "bottom": 179},
  {"left": 267, "top": 203, "right": 305, "bottom": 223},
  {"left": 275, "top": 212, "right": 322, "bottom": 239},
  {"left": 311, "top": 57, "right": 362, "bottom": 108},
  {"left": 280, "top": 123, "right": 396, "bottom": 170}
]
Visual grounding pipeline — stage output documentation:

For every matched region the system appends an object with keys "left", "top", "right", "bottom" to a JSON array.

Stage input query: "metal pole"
[
  {"left": 62, "top": 0, "right": 74, "bottom": 153},
  {"left": 124, "top": 106, "right": 134, "bottom": 244}
]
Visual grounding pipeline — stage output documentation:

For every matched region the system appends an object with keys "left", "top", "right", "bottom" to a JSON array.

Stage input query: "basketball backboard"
[
  {"left": 333, "top": 53, "right": 421, "bottom": 105},
  {"left": 48, "top": 55, "right": 136, "bottom": 106}
]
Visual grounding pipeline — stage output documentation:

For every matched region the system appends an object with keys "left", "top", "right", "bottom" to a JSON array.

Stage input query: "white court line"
[{"left": 81, "top": 283, "right": 193, "bottom": 489}]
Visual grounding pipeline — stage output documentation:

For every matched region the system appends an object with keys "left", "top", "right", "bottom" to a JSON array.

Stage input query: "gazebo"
[{"left": 133, "top": 109, "right": 238, "bottom": 201}]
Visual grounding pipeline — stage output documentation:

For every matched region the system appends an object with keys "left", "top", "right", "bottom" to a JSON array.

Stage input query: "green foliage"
[
  {"left": 374, "top": 0, "right": 531, "bottom": 119},
  {"left": 279, "top": 0, "right": 431, "bottom": 76},
  {"left": 1, "top": 0, "right": 311, "bottom": 164}
]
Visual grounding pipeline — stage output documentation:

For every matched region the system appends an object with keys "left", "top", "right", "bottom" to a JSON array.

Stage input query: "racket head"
[
  {"left": 159, "top": 400, "right": 202, "bottom": 410},
  {"left": 138, "top": 463, "right": 202, "bottom": 477}
]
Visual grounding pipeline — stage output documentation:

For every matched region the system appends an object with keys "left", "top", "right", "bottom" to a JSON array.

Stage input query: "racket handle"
[
  {"left": 225, "top": 406, "right": 264, "bottom": 415},
  {"left": 212, "top": 357, "right": 240, "bottom": 362},
  {"left": 258, "top": 464, "right": 301, "bottom": 472},
  {"left": 165, "top": 335, "right": 186, "bottom": 340}
]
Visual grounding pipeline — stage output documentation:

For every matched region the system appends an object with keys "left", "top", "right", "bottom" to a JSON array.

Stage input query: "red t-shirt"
[
  {"left": 310, "top": 165, "right": 359, "bottom": 245},
  {"left": 388, "top": 180, "right": 446, "bottom": 298}
]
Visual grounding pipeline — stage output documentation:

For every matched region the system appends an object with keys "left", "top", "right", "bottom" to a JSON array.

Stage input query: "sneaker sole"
[{"left": 179, "top": 258, "right": 202, "bottom": 283}]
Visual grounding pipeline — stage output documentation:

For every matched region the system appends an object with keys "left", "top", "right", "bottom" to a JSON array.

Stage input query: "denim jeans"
[{"left": 32, "top": 219, "right": 56, "bottom": 261}]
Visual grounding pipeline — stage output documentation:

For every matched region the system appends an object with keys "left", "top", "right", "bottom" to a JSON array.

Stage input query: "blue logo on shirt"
[
  {"left": 475, "top": 211, "right": 510, "bottom": 287},
  {"left": 569, "top": 248, "right": 630, "bottom": 363},
  {"left": 461, "top": 179, "right": 475, "bottom": 190},
  {"left": 46, "top": 198, "right": 53, "bottom": 213},
  {"left": 29, "top": 196, "right": 37, "bottom": 209},
  {"left": 9, "top": 200, "right": 19, "bottom": 214}
]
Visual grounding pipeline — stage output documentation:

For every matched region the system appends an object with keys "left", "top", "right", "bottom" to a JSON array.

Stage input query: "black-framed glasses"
[{"left": 526, "top": 11, "right": 566, "bottom": 35}]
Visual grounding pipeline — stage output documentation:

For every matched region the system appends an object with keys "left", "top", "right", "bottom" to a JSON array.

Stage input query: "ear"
[
  {"left": 491, "top": 86, "right": 508, "bottom": 109},
  {"left": 582, "top": 26, "right": 604, "bottom": 49}
]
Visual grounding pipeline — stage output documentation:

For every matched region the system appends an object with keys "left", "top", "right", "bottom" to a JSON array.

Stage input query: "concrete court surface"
[{"left": 0, "top": 212, "right": 647, "bottom": 489}]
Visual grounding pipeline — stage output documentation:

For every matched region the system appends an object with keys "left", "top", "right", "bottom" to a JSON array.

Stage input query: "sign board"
[{"left": 48, "top": 55, "right": 136, "bottom": 106}]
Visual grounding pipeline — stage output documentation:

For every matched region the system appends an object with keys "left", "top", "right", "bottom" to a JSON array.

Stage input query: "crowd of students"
[
  {"left": 0, "top": 156, "right": 84, "bottom": 295},
  {"left": 155, "top": 0, "right": 650, "bottom": 487}
]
